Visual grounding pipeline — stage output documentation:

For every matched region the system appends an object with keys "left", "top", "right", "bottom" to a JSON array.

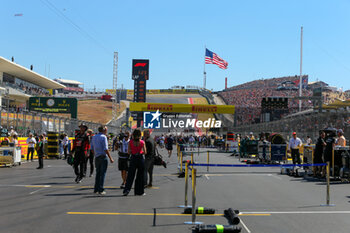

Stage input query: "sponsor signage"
[
  {"left": 29, "top": 97, "right": 78, "bottom": 118},
  {"left": 130, "top": 102, "right": 235, "bottom": 114},
  {"left": 143, "top": 110, "right": 222, "bottom": 129}
]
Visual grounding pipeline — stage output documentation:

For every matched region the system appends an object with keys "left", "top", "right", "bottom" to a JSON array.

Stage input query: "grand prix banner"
[{"left": 129, "top": 102, "right": 235, "bottom": 114}]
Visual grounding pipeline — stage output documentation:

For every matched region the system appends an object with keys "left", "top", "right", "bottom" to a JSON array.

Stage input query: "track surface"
[{"left": 1, "top": 148, "right": 350, "bottom": 233}]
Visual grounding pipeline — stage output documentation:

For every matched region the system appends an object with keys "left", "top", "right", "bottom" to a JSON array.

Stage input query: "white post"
[
  {"left": 299, "top": 26, "right": 303, "bottom": 112},
  {"left": 203, "top": 46, "right": 207, "bottom": 89}
]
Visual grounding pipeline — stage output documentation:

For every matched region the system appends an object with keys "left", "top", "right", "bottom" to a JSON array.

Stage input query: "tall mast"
[{"left": 299, "top": 26, "right": 303, "bottom": 112}]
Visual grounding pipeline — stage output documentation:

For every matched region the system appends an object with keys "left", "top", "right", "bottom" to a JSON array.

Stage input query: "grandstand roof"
[
  {"left": 0, "top": 56, "right": 65, "bottom": 89},
  {"left": 54, "top": 78, "right": 83, "bottom": 85}
]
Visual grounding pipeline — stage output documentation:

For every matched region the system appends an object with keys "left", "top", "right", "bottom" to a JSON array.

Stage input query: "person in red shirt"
[
  {"left": 84, "top": 129, "right": 94, "bottom": 177},
  {"left": 123, "top": 128, "right": 147, "bottom": 196}
]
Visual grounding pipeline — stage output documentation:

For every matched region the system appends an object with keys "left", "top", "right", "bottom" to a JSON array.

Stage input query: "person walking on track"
[
  {"left": 72, "top": 124, "right": 90, "bottom": 183},
  {"left": 143, "top": 129, "right": 155, "bottom": 188},
  {"left": 123, "top": 129, "right": 147, "bottom": 196},
  {"left": 91, "top": 125, "right": 114, "bottom": 195},
  {"left": 288, "top": 132, "right": 303, "bottom": 165},
  {"left": 166, "top": 134, "right": 174, "bottom": 157},
  {"left": 84, "top": 129, "right": 94, "bottom": 177}
]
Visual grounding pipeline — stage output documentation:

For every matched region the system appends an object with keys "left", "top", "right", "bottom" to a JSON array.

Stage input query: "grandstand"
[
  {"left": 54, "top": 78, "right": 84, "bottom": 94},
  {"left": 0, "top": 56, "right": 65, "bottom": 110},
  {"left": 219, "top": 75, "right": 314, "bottom": 125}
]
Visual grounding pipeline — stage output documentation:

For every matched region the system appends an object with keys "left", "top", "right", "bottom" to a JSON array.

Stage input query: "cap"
[
  {"left": 250, "top": 132, "right": 253, "bottom": 135},
  {"left": 79, "top": 123, "right": 88, "bottom": 130},
  {"left": 337, "top": 129, "right": 344, "bottom": 134},
  {"left": 292, "top": 132, "right": 297, "bottom": 135}
]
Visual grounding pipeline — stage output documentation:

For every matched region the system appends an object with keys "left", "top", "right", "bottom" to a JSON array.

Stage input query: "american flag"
[{"left": 205, "top": 48, "right": 228, "bottom": 69}]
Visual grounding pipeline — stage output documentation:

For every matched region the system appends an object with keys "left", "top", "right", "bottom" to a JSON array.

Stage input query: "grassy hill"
[{"left": 78, "top": 99, "right": 126, "bottom": 124}]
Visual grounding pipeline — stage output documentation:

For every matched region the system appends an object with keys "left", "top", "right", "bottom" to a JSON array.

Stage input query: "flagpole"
[
  {"left": 299, "top": 26, "right": 303, "bottom": 112},
  {"left": 203, "top": 46, "right": 207, "bottom": 89}
]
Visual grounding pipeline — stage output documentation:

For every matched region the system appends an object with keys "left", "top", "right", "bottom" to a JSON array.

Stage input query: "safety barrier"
[
  {"left": 187, "top": 162, "right": 332, "bottom": 206},
  {"left": 181, "top": 160, "right": 333, "bottom": 226},
  {"left": 177, "top": 147, "right": 337, "bottom": 230}
]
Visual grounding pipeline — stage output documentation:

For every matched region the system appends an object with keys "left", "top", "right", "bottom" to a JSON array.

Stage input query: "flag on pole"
[{"left": 205, "top": 48, "right": 228, "bottom": 69}]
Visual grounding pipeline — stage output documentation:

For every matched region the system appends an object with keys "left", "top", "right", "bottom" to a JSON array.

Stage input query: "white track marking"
[
  {"left": 268, "top": 174, "right": 283, "bottom": 180},
  {"left": 47, "top": 165, "right": 68, "bottom": 168},
  {"left": 240, "top": 218, "right": 252, "bottom": 233},
  {"left": 30, "top": 188, "right": 45, "bottom": 195},
  {"left": 0, "top": 184, "right": 51, "bottom": 188},
  {"left": 204, "top": 174, "right": 210, "bottom": 180}
]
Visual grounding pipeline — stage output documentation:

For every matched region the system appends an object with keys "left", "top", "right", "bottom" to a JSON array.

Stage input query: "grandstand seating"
[{"left": 220, "top": 76, "right": 314, "bottom": 125}]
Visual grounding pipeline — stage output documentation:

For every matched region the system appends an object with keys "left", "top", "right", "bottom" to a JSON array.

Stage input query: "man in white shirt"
[
  {"left": 288, "top": 132, "right": 303, "bottom": 165},
  {"left": 62, "top": 133, "right": 69, "bottom": 159},
  {"left": 26, "top": 134, "right": 37, "bottom": 161},
  {"left": 306, "top": 136, "right": 312, "bottom": 145}
]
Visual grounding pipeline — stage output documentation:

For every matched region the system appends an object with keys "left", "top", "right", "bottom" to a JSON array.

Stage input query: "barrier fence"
[
  {"left": 0, "top": 109, "right": 120, "bottom": 137},
  {"left": 181, "top": 160, "right": 333, "bottom": 225},
  {"left": 231, "top": 111, "right": 350, "bottom": 142},
  {"left": 176, "top": 146, "right": 340, "bottom": 224}
]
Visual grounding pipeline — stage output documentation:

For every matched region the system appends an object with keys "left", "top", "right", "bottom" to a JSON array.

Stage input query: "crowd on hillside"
[
  {"left": 323, "top": 90, "right": 350, "bottom": 104},
  {"left": 220, "top": 76, "right": 350, "bottom": 125},
  {"left": 220, "top": 87, "right": 313, "bottom": 125}
]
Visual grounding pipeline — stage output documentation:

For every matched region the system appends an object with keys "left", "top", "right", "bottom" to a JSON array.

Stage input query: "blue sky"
[{"left": 1, "top": 0, "right": 350, "bottom": 91}]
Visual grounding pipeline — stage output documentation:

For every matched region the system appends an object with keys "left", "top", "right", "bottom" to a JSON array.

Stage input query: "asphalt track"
[{"left": 1, "top": 148, "right": 350, "bottom": 233}]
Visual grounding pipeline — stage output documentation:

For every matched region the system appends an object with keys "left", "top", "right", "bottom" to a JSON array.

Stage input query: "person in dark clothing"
[
  {"left": 36, "top": 135, "right": 44, "bottom": 169},
  {"left": 117, "top": 132, "right": 130, "bottom": 189},
  {"left": 123, "top": 129, "right": 147, "bottom": 196},
  {"left": 324, "top": 133, "right": 336, "bottom": 167},
  {"left": 143, "top": 129, "right": 155, "bottom": 188},
  {"left": 166, "top": 135, "right": 174, "bottom": 157},
  {"left": 84, "top": 129, "right": 94, "bottom": 177},
  {"left": 72, "top": 124, "right": 90, "bottom": 183},
  {"left": 314, "top": 130, "right": 326, "bottom": 177}
]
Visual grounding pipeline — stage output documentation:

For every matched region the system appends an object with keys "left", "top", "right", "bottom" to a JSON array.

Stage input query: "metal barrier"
[
  {"left": 0, "top": 109, "right": 120, "bottom": 137},
  {"left": 179, "top": 150, "right": 335, "bottom": 225},
  {"left": 231, "top": 111, "right": 350, "bottom": 143},
  {"left": 187, "top": 161, "right": 332, "bottom": 206}
]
